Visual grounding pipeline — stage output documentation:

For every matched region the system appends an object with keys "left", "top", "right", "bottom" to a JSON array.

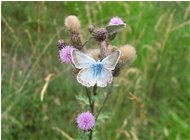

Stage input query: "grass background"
[{"left": 2, "top": 1, "right": 190, "bottom": 140}]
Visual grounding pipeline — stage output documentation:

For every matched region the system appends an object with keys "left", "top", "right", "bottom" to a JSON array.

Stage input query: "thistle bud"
[
  {"left": 64, "top": 15, "right": 81, "bottom": 33},
  {"left": 92, "top": 28, "right": 108, "bottom": 42},
  {"left": 88, "top": 25, "right": 95, "bottom": 33},
  {"left": 119, "top": 44, "right": 136, "bottom": 64},
  {"left": 71, "top": 33, "right": 82, "bottom": 49},
  {"left": 57, "top": 39, "right": 67, "bottom": 50}
]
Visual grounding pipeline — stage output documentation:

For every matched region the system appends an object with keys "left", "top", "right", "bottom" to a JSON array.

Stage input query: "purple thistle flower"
[
  {"left": 76, "top": 112, "right": 95, "bottom": 131},
  {"left": 109, "top": 17, "right": 124, "bottom": 25},
  {"left": 59, "top": 45, "right": 74, "bottom": 64}
]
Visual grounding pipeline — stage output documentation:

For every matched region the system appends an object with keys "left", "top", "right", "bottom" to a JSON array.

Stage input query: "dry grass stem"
[
  {"left": 162, "top": 13, "right": 174, "bottom": 49},
  {"left": 52, "top": 127, "right": 74, "bottom": 140},
  {"left": 171, "top": 20, "right": 190, "bottom": 32},
  {"left": 40, "top": 73, "right": 55, "bottom": 101}
]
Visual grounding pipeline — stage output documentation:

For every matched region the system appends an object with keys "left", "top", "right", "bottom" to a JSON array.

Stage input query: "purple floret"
[
  {"left": 59, "top": 45, "right": 74, "bottom": 64},
  {"left": 109, "top": 17, "right": 124, "bottom": 25},
  {"left": 76, "top": 112, "right": 95, "bottom": 131}
]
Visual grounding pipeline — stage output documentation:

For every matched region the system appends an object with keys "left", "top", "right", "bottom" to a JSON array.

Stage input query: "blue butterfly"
[{"left": 71, "top": 49, "right": 121, "bottom": 87}]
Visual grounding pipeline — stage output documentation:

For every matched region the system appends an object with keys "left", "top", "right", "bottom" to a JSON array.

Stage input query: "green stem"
[
  {"left": 96, "top": 83, "right": 113, "bottom": 121},
  {"left": 92, "top": 84, "right": 97, "bottom": 113},
  {"left": 85, "top": 87, "right": 92, "bottom": 110},
  {"left": 89, "top": 84, "right": 97, "bottom": 140}
]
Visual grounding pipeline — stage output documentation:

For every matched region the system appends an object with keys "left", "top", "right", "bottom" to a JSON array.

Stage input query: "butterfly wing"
[
  {"left": 106, "top": 24, "right": 126, "bottom": 34},
  {"left": 101, "top": 50, "right": 121, "bottom": 70},
  {"left": 77, "top": 67, "right": 113, "bottom": 87},
  {"left": 96, "top": 68, "right": 113, "bottom": 87},
  {"left": 77, "top": 68, "right": 96, "bottom": 87},
  {"left": 72, "top": 49, "right": 96, "bottom": 69},
  {"left": 73, "top": 50, "right": 119, "bottom": 87}
]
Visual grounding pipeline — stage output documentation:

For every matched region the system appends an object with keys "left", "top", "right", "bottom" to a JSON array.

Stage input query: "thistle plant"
[{"left": 57, "top": 15, "right": 136, "bottom": 140}]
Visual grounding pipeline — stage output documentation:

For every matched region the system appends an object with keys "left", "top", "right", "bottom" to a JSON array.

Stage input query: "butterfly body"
[
  {"left": 91, "top": 62, "right": 103, "bottom": 78},
  {"left": 72, "top": 49, "right": 121, "bottom": 87}
]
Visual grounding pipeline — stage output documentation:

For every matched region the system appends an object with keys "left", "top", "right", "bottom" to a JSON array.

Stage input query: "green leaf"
[
  {"left": 97, "top": 112, "right": 110, "bottom": 124},
  {"left": 75, "top": 95, "right": 90, "bottom": 106},
  {"left": 91, "top": 95, "right": 100, "bottom": 102}
]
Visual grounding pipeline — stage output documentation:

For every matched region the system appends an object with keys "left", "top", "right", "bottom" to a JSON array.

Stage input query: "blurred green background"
[{"left": 2, "top": 1, "right": 190, "bottom": 140}]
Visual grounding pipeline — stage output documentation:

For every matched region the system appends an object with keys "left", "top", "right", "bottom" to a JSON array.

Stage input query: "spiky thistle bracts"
[{"left": 64, "top": 15, "right": 83, "bottom": 49}]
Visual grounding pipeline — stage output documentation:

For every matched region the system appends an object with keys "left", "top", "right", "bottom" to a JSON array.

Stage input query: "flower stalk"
[
  {"left": 89, "top": 84, "right": 97, "bottom": 140},
  {"left": 96, "top": 83, "right": 113, "bottom": 121}
]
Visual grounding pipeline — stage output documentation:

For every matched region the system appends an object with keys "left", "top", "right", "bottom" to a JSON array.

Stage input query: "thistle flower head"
[
  {"left": 76, "top": 112, "right": 95, "bottom": 131},
  {"left": 109, "top": 16, "right": 125, "bottom": 25},
  {"left": 64, "top": 15, "right": 81, "bottom": 33},
  {"left": 59, "top": 45, "right": 74, "bottom": 64},
  {"left": 119, "top": 44, "right": 136, "bottom": 64}
]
